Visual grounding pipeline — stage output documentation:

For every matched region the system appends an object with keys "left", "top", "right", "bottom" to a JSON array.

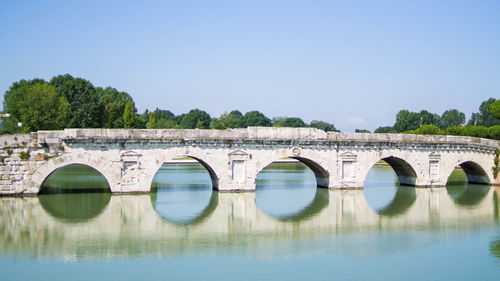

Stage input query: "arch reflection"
[
  {"left": 150, "top": 162, "right": 216, "bottom": 225},
  {"left": 363, "top": 165, "right": 415, "bottom": 216},
  {"left": 256, "top": 161, "right": 321, "bottom": 220},
  {"left": 1, "top": 181, "right": 499, "bottom": 260},
  {"left": 446, "top": 168, "right": 490, "bottom": 207},
  {"left": 39, "top": 192, "right": 111, "bottom": 223},
  {"left": 277, "top": 188, "right": 329, "bottom": 222},
  {"left": 377, "top": 186, "right": 416, "bottom": 217}
]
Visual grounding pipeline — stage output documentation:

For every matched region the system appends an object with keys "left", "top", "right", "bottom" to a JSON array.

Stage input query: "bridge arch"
[
  {"left": 360, "top": 156, "right": 419, "bottom": 187},
  {"left": 445, "top": 160, "right": 491, "bottom": 185},
  {"left": 146, "top": 154, "right": 221, "bottom": 192},
  {"left": 253, "top": 154, "right": 330, "bottom": 188},
  {"left": 32, "top": 155, "right": 115, "bottom": 194}
]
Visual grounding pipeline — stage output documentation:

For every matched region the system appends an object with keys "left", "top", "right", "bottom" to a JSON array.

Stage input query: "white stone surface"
[{"left": 0, "top": 127, "right": 498, "bottom": 194}]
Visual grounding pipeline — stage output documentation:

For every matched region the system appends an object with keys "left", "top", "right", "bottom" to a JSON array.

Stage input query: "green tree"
[
  {"left": 469, "top": 98, "right": 500, "bottom": 126},
  {"left": 241, "top": 111, "right": 272, "bottom": 127},
  {"left": 413, "top": 124, "right": 442, "bottom": 135},
  {"left": 180, "top": 109, "right": 211, "bottom": 129},
  {"left": 154, "top": 109, "right": 175, "bottom": 120},
  {"left": 210, "top": 111, "right": 244, "bottom": 129},
  {"left": 309, "top": 120, "right": 338, "bottom": 132},
  {"left": 3, "top": 78, "right": 46, "bottom": 120},
  {"left": 355, "top": 129, "right": 370, "bottom": 133},
  {"left": 195, "top": 119, "right": 205, "bottom": 129},
  {"left": 440, "top": 109, "right": 466, "bottom": 129},
  {"left": 272, "top": 117, "right": 306, "bottom": 127},
  {"left": 488, "top": 125, "right": 500, "bottom": 140},
  {"left": 228, "top": 110, "right": 244, "bottom": 127},
  {"left": 444, "top": 126, "right": 465, "bottom": 136},
  {"left": 3, "top": 82, "right": 69, "bottom": 132},
  {"left": 158, "top": 119, "right": 177, "bottom": 128},
  {"left": 123, "top": 100, "right": 138, "bottom": 128},
  {"left": 393, "top": 109, "right": 440, "bottom": 132},
  {"left": 147, "top": 111, "right": 158, "bottom": 129},
  {"left": 374, "top": 126, "right": 396, "bottom": 133},
  {"left": 464, "top": 126, "right": 489, "bottom": 138},
  {"left": 490, "top": 100, "right": 500, "bottom": 119},
  {"left": 50, "top": 74, "right": 101, "bottom": 128},
  {"left": 97, "top": 87, "right": 133, "bottom": 128},
  {"left": 137, "top": 110, "right": 149, "bottom": 129}
]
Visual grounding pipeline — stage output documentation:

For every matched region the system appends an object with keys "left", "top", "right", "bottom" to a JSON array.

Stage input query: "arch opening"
[
  {"left": 457, "top": 161, "right": 490, "bottom": 185},
  {"left": 255, "top": 160, "right": 328, "bottom": 220},
  {"left": 290, "top": 156, "right": 329, "bottom": 188},
  {"left": 363, "top": 161, "right": 416, "bottom": 216},
  {"left": 381, "top": 157, "right": 417, "bottom": 186},
  {"left": 39, "top": 164, "right": 111, "bottom": 194},
  {"left": 150, "top": 157, "right": 217, "bottom": 225}
]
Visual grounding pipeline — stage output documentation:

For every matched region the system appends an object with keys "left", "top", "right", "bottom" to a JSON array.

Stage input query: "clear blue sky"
[{"left": 1, "top": 0, "right": 499, "bottom": 131}]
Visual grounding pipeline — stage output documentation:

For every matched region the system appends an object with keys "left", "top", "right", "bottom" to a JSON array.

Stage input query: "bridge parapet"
[
  {"left": 33, "top": 127, "right": 499, "bottom": 147},
  {"left": 327, "top": 131, "right": 498, "bottom": 147}
]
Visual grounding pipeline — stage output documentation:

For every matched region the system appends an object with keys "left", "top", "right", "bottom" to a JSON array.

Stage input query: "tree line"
[
  {"left": 373, "top": 98, "right": 500, "bottom": 140},
  {"left": 2, "top": 74, "right": 499, "bottom": 140},
  {"left": 1, "top": 75, "right": 338, "bottom": 133}
]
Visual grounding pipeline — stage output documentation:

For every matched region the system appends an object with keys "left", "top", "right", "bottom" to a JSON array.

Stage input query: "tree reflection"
[
  {"left": 490, "top": 239, "right": 500, "bottom": 259},
  {"left": 377, "top": 186, "right": 416, "bottom": 217},
  {"left": 39, "top": 193, "right": 111, "bottom": 223}
]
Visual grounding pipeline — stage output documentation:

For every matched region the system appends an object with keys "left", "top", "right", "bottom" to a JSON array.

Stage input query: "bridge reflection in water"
[{"left": 0, "top": 180, "right": 499, "bottom": 261}]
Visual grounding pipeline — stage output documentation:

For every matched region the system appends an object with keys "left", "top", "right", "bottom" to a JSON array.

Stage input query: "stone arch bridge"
[{"left": 0, "top": 127, "right": 498, "bottom": 195}]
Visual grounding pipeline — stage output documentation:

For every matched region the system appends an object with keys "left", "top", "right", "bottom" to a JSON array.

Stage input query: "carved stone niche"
[
  {"left": 228, "top": 150, "right": 250, "bottom": 183},
  {"left": 428, "top": 152, "right": 441, "bottom": 179},
  {"left": 340, "top": 151, "right": 357, "bottom": 180},
  {"left": 120, "top": 151, "right": 142, "bottom": 184},
  {"left": 228, "top": 149, "right": 250, "bottom": 161}
]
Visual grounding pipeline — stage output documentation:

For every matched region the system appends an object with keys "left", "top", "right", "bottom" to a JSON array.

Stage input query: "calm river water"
[{"left": 1, "top": 162, "right": 499, "bottom": 280}]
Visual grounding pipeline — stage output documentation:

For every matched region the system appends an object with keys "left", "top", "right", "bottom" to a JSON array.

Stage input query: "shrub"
[
  {"left": 414, "top": 124, "right": 442, "bottom": 135},
  {"left": 488, "top": 125, "right": 500, "bottom": 140},
  {"left": 0, "top": 156, "right": 4, "bottom": 163},
  {"left": 464, "top": 126, "right": 489, "bottom": 138},
  {"left": 19, "top": 151, "right": 30, "bottom": 160},
  {"left": 444, "top": 126, "right": 465, "bottom": 136}
]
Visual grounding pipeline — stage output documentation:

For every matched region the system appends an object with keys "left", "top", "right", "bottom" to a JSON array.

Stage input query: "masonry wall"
[{"left": 0, "top": 127, "right": 498, "bottom": 195}]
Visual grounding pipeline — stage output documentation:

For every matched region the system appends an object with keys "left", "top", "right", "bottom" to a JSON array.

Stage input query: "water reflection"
[
  {"left": 277, "top": 188, "right": 329, "bottom": 222},
  {"left": 151, "top": 190, "right": 218, "bottom": 225},
  {"left": 363, "top": 165, "right": 408, "bottom": 215},
  {"left": 1, "top": 184, "right": 497, "bottom": 260},
  {"left": 256, "top": 162, "right": 317, "bottom": 218},
  {"left": 377, "top": 186, "right": 416, "bottom": 217},
  {"left": 39, "top": 193, "right": 111, "bottom": 223},
  {"left": 0, "top": 166, "right": 499, "bottom": 262},
  {"left": 491, "top": 238, "right": 500, "bottom": 259},
  {"left": 447, "top": 169, "right": 490, "bottom": 206},
  {"left": 150, "top": 163, "right": 214, "bottom": 224}
]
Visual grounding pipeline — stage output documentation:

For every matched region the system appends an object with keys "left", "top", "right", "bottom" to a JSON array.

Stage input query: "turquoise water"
[{"left": 0, "top": 163, "right": 499, "bottom": 280}]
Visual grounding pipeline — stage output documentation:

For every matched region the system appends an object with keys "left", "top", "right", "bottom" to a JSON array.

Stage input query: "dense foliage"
[
  {"left": 1, "top": 75, "right": 338, "bottom": 133},
  {"left": 1, "top": 75, "right": 497, "bottom": 140},
  {"left": 374, "top": 98, "right": 500, "bottom": 140}
]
